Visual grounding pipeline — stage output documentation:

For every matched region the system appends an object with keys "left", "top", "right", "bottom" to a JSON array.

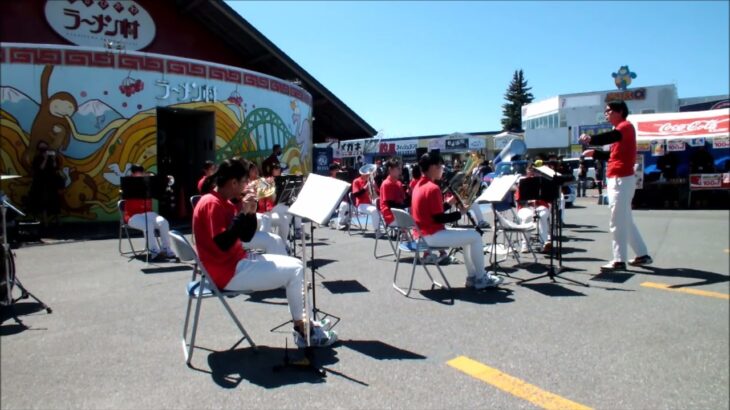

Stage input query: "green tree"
[{"left": 501, "top": 69, "right": 534, "bottom": 131}]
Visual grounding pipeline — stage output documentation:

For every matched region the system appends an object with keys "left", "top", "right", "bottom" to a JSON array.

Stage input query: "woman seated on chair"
[
  {"left": 193, "top": 158, "right": 336, "bottom": 348},
  {"left": 336, "top": 166, "right": 382, "bottom": 232},
  {"left": 379, "top": 157, "right": 410, "bottom": 228},
  {"left": 254, "top": 162, "right": 302, "bottom": 240},
  {"left": 236, "top": 162, "right": 288, "bottom": 255},
  {"left": 124, "top": 164, "right": 176, "bottom": 261},
  {"left": 411, "top": 152, "right": 503, "bottom": 290},
  {"left": 515, "top": 166, "right": 552, "bottom": 254}
]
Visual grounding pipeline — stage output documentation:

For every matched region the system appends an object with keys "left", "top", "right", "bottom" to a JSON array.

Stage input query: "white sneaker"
[
  {"left": 465, "top": 274, "right": 503, "bottom": 290},
  {"left": 293, "top": 324, "right": 338, "bottom": 348},
  {"left": 421, "top": 253, "right": 440, "bottom": 264}
]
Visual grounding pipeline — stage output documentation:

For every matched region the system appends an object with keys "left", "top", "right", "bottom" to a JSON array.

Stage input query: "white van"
[{"left": 563, "top": 158, "right": 597, "bottom": 188}]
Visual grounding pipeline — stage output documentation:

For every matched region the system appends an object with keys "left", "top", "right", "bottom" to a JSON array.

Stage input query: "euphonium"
[{"left": 358, "top": 163, "right": 379, "bottom": 202}]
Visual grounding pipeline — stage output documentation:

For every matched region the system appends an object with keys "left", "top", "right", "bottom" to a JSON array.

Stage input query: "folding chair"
[
  {"left": 168, "top": 230, "right": 256, "bottom": 367},
  {"left": 373, "top": 199, "right": 398, "bottom": 260},
  {"left": 390, "top": 208, "right": 452, "bottom": 297},
  {"left": 493, "top": 210, "right": 538, "bottom": 265},
  {"left": 117, "top": 199, "right": 159, "bottom": 258},
  {"left": 189, "top": 195, "right": 201, "bottom": 245},
  {"left": 347, "top": 192, "right": 370, "bottom": 236}
]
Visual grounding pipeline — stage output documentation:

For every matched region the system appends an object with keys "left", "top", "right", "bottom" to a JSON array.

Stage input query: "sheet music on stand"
[
  {"left": 288, "top": 174, "right": 350, "bottom": 225},
  {"left": 475, "top": 174, "right": 520, "bottom": 203}
]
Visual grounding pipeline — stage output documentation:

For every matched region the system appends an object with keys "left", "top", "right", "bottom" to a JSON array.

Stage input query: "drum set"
[{"left": 1, "top": 175, "right": 52, "bottom": 327}]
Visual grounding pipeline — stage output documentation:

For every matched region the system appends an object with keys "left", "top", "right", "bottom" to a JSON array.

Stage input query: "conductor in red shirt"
[
  {"left": 411, "top": 152, "right": 503, "bottom": 290},
  {"left": 579, "top": 100, "right": 651, "bottom": 272}
]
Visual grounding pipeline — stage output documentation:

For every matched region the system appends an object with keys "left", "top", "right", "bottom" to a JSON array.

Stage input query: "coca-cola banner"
[{"left": 629, "top": 109, "right": 730, "bottom": 141}]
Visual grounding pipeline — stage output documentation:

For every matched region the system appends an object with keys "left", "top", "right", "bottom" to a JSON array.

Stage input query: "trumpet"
[{"left": 358, "top": 163, "right": 379, "bottom": 202}]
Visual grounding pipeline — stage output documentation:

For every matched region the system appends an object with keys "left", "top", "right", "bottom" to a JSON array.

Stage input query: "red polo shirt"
[
  {"left": 379, "top": 176, "right": 405, "bottom": 225},
  {"left": 411, "top": 176, "right": 444, "bottom": 236},
  {"left": 193, "top": 191, "right": 247, "bottom": 289},
  {"left": 352, "top": 176, "right": 372, "bottom": 207},
  {"left": 123, "top": 198, "right": 152, "bottom": 223},
  {"left": 607, "top": 120, "right": 637, "bottom": 178}
]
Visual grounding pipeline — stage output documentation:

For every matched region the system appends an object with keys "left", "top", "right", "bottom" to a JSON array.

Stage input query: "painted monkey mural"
[
  {"left": 1, "top": 64, "right": 309, "bottom": 222},
  {"left": 23, "top": 65, "right": 78, "bottom": 169}
]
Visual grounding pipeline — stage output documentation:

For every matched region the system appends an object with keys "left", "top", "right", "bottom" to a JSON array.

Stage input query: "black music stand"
[
  {"left": 476, "top": 174, "right": 520, "bottom": 278},
  {"left": 517, "top": 167, "right": 588, "bottom": 287},
  {"left": 1, "top": 191, "right": 52, "bottom": 328},
  {"left": 120, "top": 176, "right": 166, "bottom": 264},
  {"left": 271, "top": 174, "right": 350, "bottom": 376},
  {"left": 274, "top": 176, "right": 305, "bottom": 257}
]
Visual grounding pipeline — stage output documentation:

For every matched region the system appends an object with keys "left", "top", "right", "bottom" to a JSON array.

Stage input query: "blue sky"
[{"left": 228, "top": 1, "right": 729, "bottom": 138}]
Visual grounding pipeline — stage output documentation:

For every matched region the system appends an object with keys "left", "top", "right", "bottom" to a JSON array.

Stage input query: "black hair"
[
  {"left": 386, "top": 157, "right": 401, "bottom": 170},
  {"left": 411, "top": 164, "right": 422, "bottom": 180},
  {"left": 606, "top": 100, "right": 630, "bottom": 119},
  {"left": 202, "top": 160, "right": 215, "bottom": 171},
  {"left": 213, "top": 158, "right": 249, "bottom": 187},
  {"left": 130, "top": 164, "right": 145, "bottom": 174},
  {"left": 329, "top": 163, "right": 340, "bottom": 171},
  {"left": 418, "top": 152, "right": 444, "bottom": 174}
]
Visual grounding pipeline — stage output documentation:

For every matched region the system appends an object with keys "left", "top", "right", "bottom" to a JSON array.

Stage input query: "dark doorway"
[{"left": 156, "top": 107, "right": 215, "bottom": 222}]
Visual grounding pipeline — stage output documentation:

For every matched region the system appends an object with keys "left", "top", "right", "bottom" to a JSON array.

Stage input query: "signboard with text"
[
  {"left": 45, "top": 0, "right": 156, "bottom": 51},
  {"left": 689, "top": 173, "right": 730, "bottom": 190}
]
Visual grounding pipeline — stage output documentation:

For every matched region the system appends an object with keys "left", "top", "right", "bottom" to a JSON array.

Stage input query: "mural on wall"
[{"left": 0, "top": 44, "right": 313, "bottom": 222}]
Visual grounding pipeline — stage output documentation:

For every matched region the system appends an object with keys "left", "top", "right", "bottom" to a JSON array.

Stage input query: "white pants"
[
  {"left": 607, "top": 175, "right": 648, "bottom": 263},
  {"left": 128, "top": 212, "right": 171, "bottom": 254},
  {"left": 517, "top": 206, "right": 550, "bottom": 247},
  {"left": 225, "top": 254, "right": 310, "bottom": 321},
  {"left": 264, "top": 204, "right": 302, "bottom": 239},
  {"left": 423, "top": 228, "right": 484, "bottom": 277},
  {"left": 468, "top": 203, "right": 487, "bottom": 224},
  {"left": 257, "top": 213, "right": 271, "bottom": 232},
  {"left": 336, "top": 201, "right": 351, "bottom": 226},
  {"left": 244, "top": 231, "right": 288, "bottom": 255},
  {"left": 358, "top": 204, "right": 381, "bottom": 230}
]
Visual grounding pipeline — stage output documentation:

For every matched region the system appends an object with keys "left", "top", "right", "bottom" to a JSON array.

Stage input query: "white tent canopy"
[{"left": 628, "top": 108, "right": 729, "bottom": 142}]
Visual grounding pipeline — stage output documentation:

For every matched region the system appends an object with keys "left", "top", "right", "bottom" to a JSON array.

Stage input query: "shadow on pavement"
[
  {"left": 639, "top": 266, "right": 730, "bottom": 288},
  {"left": 339, "top": 339, "right": 426, "bottom": 360},
  {"left": 207, "top": 345, "right": 338, "bottom": 388},
  {"left": 322, "top": 280, "right": 369, "bottom": 294},
  {"left": 419, "top": 286, "right": 515, "bottom": 305},
  {"left": 519, "top": 283, "right": 588, "bottom": 297},
  {"left": 1, "top": 302, "right": 49, "bottom": 336}
]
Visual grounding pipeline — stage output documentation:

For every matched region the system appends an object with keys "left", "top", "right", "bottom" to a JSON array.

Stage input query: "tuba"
[{"left": 358, "top": 163, "right": 379, "bottom": 202}]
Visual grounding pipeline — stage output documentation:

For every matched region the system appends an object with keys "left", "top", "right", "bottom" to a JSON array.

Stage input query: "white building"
[{"left": 521, "top": 84, "right": 680, "bottom": 155}]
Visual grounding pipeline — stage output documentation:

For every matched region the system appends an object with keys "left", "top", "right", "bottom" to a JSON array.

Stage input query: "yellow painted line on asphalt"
[
  {"left": 641, "top": 282, "right": 729, "bottom": 300},
  {"left": 447, "top": 356, "right": 592, "bottom": 410}
]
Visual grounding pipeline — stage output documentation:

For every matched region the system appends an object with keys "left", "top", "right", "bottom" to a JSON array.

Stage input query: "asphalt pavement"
[{"left": 1, "top": 194, "right": 728, "bottom": 410}]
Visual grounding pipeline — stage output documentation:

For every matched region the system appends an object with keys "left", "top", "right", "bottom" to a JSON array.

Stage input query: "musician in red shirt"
[
  {"left": 197, "top": 160, "right": 217, "bottom": 194},
  {"left": 123, "top": 165, "right": 175, "bottom": 260},
  {"left": 379, "top": 158, "right": 409, "bottom": 226},
  {"left": 411, "top": 152, "right": 503, "bottom": 290},
  {"left": 579, "top": 100, "right": 651, "bottom": 272},
  {"left": 515, "top": 166, "right": 552, "bottom": 253},
  {"left": 193, "top": 158, "right": 336, "bottom": 347},
  {"left": 336, "top": 166, "right": 382, "bottom": 231}
]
